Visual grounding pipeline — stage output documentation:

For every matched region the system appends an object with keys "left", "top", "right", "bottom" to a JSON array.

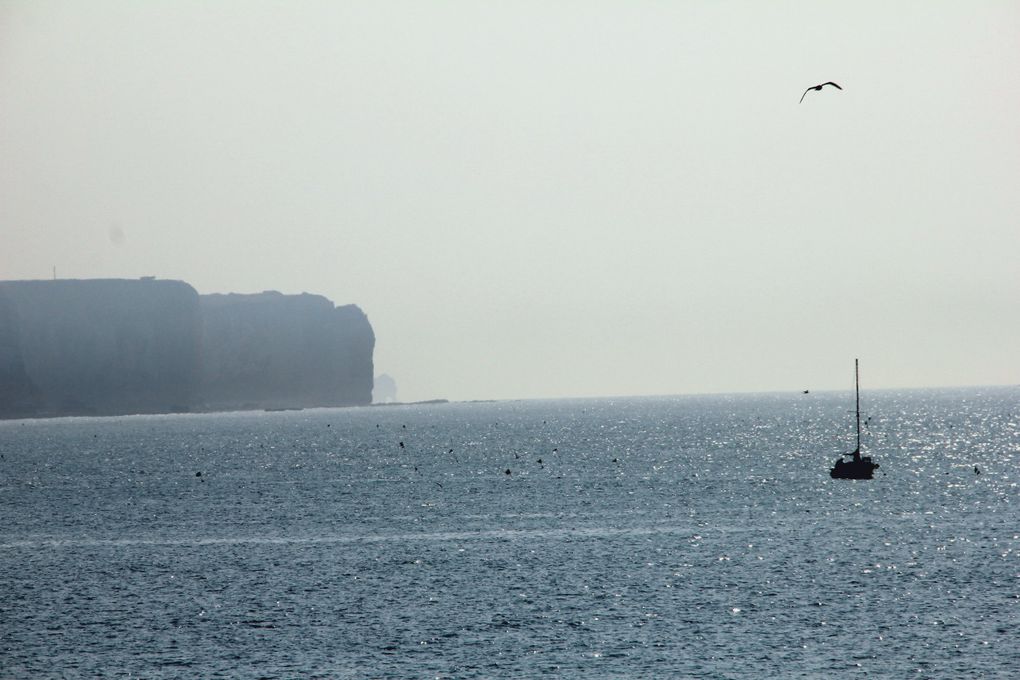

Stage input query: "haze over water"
[
  {"left": 2, "top": 3, "right": 1018, "bottom": 400},
  {"left": 3, "top": 388, "right": 1018, "bottom": 677}
]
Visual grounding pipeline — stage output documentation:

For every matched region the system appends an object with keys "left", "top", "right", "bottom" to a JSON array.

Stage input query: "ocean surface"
[{"left": 2, "top": 388, "right": 1018, "bottom": 678}]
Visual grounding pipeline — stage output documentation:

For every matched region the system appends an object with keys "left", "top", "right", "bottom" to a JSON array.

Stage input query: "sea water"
[{"left": 1, "top": 388, "right": 1018, "bottom": 678}]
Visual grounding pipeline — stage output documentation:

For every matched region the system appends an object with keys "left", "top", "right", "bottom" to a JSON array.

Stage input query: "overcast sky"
[{"left": 1, "top": 2, "right": 1017, "bottom": 401}]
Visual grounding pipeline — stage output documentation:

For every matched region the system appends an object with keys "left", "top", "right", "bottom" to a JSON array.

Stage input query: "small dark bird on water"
[{"left": 799, "top": 81, "right": 842, "bottom": 103}]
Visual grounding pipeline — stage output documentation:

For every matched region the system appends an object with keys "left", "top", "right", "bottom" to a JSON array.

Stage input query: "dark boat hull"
[{"left": 830, "top": 458, "right": 879, "bottom": 479}]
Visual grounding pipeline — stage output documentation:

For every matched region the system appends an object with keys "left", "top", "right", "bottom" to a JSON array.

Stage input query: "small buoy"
[
  {"left": 504, "top": 468, "right": 511, "bottom": 476},
  {"left": 195, "top": 471, "right": 202, "bottom": 477},
  {"left": 399, "top": 442, "right": 405, "bottom": 449}
]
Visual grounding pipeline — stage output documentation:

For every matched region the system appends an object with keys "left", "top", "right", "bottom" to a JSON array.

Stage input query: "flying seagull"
[{"left": 799, "top": 81, "right": 842, "bottom": 104}]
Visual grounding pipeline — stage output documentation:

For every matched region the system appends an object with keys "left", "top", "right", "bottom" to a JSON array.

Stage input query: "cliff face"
[
  {"left": 0, "top": 279, "right": 202, "bottom": 416},
  {"left": 0, "top": 280, "right": 375, "bottom": 418},
  {"left": 0, "top": 290, "right": 41, "bottom": 415},
  {"left": 199, "top": 292, "right": 375, "bottom": 410}
]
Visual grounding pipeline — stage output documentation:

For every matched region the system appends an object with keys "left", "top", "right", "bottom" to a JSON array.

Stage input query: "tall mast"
[{"left": 855, "top": 358, "right": 861, "bottom": 452}]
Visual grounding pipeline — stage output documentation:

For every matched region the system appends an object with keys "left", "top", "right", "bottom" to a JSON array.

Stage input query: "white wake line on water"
[{"left": 0, "top": 524, "right": 704, "bottom": 550}]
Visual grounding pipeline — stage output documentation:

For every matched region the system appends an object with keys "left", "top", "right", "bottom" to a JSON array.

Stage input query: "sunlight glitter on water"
[{"left": 1, "top": 388, "right": 1018, "bottom": 677}]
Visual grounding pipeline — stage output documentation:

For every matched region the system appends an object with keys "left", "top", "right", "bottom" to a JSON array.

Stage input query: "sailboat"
[{"left": 829, "top": 359, "right": 880, "bottom": 479}]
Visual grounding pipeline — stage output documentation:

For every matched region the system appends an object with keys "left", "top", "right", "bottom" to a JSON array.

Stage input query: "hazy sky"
[{"left": 2, "top": 2, "right": 1018, "bottom": 401}]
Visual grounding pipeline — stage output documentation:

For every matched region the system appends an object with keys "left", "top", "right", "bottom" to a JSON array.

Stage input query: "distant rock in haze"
[
  {"left": 373, "top": 373, "right": 398, "bottom": 403},
  {"left": 199, "top": 291, "right": 374, "bottom": 411},
  {"left": 0, "top": 279, "right": 375, "bottom": 418}
]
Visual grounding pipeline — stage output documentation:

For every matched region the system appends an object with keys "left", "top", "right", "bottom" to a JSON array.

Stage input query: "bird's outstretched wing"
[{"left": 800, "top": 81, "right": 843, "bottom": 103}]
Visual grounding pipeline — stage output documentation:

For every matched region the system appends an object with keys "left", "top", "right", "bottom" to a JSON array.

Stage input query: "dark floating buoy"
[
  {"left": 974, "top": 466, "right": 981, "bottom": 475},
  {"left": 327, "top": 424, "right": 331, "bottom": 428},
  {"left": 399, "top": 441, "right": 405, "bottom": 449},
  {"left": 195, "top": 471, "right": 202, "bottom": 477},
  {"left": 613, "top": 458, "right": 619, "bottom": 463},
  {"left": 802, "top": 390, "right": 809, "bottom": 394},
  {"left": 504, "top": 468, "right": 511, "bottom": 476},
  {"left": 537, "top": 458, "right": 543, "bottom": 465}
]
